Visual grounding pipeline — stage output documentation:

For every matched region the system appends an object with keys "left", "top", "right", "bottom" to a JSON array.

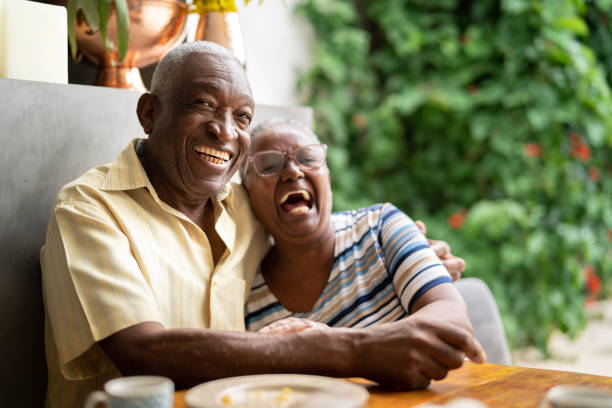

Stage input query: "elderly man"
[{"left": 41, "top": 41, "right": 485, "bottom": 408}]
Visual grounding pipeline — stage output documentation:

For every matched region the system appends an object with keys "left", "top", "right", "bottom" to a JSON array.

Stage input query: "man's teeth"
[
  {"left": 193, "top": 145, "right": 230, "bottom": 164},
  {"left": 279, "top": 190, "right": 311, "bottom": 204}
]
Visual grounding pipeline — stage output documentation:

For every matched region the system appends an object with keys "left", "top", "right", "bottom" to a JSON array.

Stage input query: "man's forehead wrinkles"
[{"left": 187, "top": 78, "right": 253, "bottom": 102}]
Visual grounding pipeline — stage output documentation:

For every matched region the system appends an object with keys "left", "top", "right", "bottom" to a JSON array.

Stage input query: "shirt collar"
[{"left": 101, "top": 138, "right": 235, "bottom": 208}]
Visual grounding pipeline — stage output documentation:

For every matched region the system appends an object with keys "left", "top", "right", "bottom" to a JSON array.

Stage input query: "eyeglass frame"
[{"left": 245, "top": 143, "right": 328, "bottom": 177}]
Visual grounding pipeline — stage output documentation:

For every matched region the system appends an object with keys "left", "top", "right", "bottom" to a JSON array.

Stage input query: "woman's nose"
[{"left": 280, "top": 157, "right": 304, "bottom": 181}]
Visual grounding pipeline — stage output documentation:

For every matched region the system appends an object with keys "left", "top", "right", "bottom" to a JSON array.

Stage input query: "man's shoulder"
[{"left": 54, "top": 163, "right": 113, "bottom": 206}]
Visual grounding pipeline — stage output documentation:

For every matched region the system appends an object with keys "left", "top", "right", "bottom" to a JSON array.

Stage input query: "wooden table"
[{"left": 174, "top": 362, "right": 612, "bottom": 407}]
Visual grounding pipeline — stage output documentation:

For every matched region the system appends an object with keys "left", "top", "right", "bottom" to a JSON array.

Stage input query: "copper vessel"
[
  {"left": 74, "top": 0, "right": 188, "bottom": 91},
  {"left": 194, "top": 11, "right": 246, "bottom": 67}
]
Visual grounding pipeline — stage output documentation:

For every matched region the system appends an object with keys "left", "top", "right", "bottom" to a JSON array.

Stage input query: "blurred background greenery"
[{"left": 294, "top": 0, "right": 612, "bottom": 353}]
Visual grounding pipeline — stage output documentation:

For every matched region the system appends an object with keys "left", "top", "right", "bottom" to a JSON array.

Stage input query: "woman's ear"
[{"left": 136, "top": 93, "right": 159, "bottom": 134}]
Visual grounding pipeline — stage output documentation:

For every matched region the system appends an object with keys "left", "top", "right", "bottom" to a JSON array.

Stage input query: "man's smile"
[{"left": 192, "top": 145, "right": 232, "bottom": 166}]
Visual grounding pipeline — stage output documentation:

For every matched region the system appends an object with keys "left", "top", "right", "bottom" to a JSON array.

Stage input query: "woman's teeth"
[{"left": 279, "top": 190, "right": 313, "bottom": 214}]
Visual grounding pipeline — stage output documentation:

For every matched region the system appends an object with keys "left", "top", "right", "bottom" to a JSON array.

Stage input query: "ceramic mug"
[
  {"left": 84, "top": 376, "right": 174, "bottom": 408},
  {"left": 539, "top": 385, "right": 612, "bottom": 408}
]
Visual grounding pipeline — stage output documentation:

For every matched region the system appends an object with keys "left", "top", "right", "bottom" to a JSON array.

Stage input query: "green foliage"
[{"left": 296, "top": 0, "right": 612, "bottom": 352}]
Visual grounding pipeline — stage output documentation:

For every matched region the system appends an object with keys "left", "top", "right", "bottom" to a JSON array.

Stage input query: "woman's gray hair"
[
  {"left": 239, "top": 118, "right": 320, "bottom": 180},
  {"left": 150, "top": 41, "right": 241, "bottom": 101},
  {"left": 250, "top": 118, "right": 319, "bottom": 142}
]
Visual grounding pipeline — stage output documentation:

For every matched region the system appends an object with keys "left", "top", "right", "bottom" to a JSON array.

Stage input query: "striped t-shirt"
[{"left": 245, "top": 203, "right": 451, "bottom": 330}]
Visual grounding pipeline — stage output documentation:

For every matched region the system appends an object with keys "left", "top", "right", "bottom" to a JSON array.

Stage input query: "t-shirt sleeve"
[
  {"left": 377, "top": 203, "right": 452, "bottom": 313},
  {"left": 41, "top": 199, "right": 163, "bottom": 380}
]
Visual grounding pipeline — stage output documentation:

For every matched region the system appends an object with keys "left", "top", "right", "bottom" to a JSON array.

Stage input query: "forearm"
[
  {"left": 100, "top": 322, "right": 357, "bottom": 388},
  {"left": 409, "top": 282, "right": 473, "bottom": 332}
]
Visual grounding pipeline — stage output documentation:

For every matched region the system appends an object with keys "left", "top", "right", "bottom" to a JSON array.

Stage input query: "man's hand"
[
  {"left": 415, "top": 220, "right": 466, "bottom": 281},
  {"left": 356, "top": 315, "right": 485, "bottom": 389},
  {"left": 355, "top": 283, "right": 486, "bottom": 389},
  {"left": 258, "top": 317, "right": 328, "bottom": 334}
]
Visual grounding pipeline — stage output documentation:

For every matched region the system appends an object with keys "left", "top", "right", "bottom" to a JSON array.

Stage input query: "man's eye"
[
  {"left": 236, "top": 112, "right": 252, "bottom": 123},
  {"left": 195, "top": 99, "right": 213, "bottom": 108}
]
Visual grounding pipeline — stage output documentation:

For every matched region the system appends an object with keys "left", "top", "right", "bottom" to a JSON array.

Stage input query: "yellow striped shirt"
[{"left": 41, "top": 139, "right": 269, "bottom": 408}]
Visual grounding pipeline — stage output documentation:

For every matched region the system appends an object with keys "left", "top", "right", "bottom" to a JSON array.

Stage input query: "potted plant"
[
  {"left": 66, "top": 0, "right": 189, "bottom": 90},
  {"left": 67, "top": 0, "right": 130, "bottom": 61}
]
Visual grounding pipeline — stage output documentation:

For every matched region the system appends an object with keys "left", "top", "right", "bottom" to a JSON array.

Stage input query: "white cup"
[
  {"left": 540, "top": 385, "right": 612, "bottom": 408},
  {"left": 84, "top": 376, "right": 174, "bottom": 408}
]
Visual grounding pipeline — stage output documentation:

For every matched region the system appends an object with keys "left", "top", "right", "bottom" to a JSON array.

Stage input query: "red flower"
[
  {"left": 589, "top": 167, "right": 600, "bottom": 182},
  {"left": 572, "top": 144, "right": 591, "bottom": 162},
  {"left": 448, "top": 209, "right": 467, "bottom": 229},
  {"left": 583, "top": 265, "right": 601, "bottom": 295},
  {"left": 467, "top": 84, "right": 479, "bottom": 94},
  {"left": 524, "top": 143, "right": 542, "bottom": 158},
  {"left": 569, "top": 133, "right": 591, "bottom": 162}
]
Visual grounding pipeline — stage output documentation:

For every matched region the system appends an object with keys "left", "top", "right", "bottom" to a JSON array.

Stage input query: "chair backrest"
[{"left": 0, "top": 77, "right": 312, "bottom": 407}]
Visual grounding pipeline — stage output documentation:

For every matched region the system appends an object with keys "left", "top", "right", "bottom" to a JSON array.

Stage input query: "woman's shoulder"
[{"left": 331, "top": 203, "right": 396, "bottom": 228}]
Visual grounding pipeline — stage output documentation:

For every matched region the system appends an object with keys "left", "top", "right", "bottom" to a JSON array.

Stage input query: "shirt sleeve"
[
  {"left": 377, "top": 203, "right": 452, "bottom": 313},
  {"left": 41, "top": 198, "right": 163, "bottom": 380}
]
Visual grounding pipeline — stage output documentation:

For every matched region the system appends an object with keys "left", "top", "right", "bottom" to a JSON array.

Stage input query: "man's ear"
[{"left": 136, "top": 93, "right": 159, "bottom": 134}]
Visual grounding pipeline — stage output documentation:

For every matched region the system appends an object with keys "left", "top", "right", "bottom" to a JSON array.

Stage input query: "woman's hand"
[
  {"left": 258, "top": 317, "right": 328, "bottom": 334},
  {"left": 415, "top": 220, "right": 466, "bottom": 282}
]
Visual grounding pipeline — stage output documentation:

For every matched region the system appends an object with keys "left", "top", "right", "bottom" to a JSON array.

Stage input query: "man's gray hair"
[{"left": 150, "top": 41, "right": 242, "bottom": 101}]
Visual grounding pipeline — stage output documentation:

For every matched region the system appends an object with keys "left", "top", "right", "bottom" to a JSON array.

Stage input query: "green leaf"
[
  {"left": 503, "top": 0, "right": 531, "bottom": 14},
  {"left": 552, "top": 17, "right": 589, "bottom": 36},
  {"left": 98, "top": 0, "right": 113, "bottom": 51},
  {"left": 79, "top": 0, "right": 101, "bottom": 32},
  {"left": 114, "top": 0, "right": 130, "bottom": 61},
  {"left": 387, "top": 87, "right": 426, "bottom": 115},
  {"left": 67, "top": 0, "right": 78, "bottom": 59}
]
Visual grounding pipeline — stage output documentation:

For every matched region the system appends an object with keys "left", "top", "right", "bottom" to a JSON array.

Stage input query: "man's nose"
[
  {"left": 280, "top": 157, "right": 304, "bottom": 181},
  {"left": 209, "top": 111, "right": 237, "bottom": 142}
]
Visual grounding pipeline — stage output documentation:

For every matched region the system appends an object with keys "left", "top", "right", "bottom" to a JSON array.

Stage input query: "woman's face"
[{"left": 244, "top": 124, "right": 333, "bottom": 245}]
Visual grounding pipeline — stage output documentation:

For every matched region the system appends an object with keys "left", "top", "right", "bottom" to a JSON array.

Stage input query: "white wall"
[{"left": 186, "top": 0, "right": 314, "bottom": 106}]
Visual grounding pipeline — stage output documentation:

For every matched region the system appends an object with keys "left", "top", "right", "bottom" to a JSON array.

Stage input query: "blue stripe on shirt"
[
  {"left": 327, "top": 272, "right": 393, "bottom": 326},
  {"left": 407, "top": 276, "right": 452, "bottom": 311}
]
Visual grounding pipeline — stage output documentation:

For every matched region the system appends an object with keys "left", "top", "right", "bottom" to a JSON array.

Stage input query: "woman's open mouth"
[{"left": 278, "top": 190, "right": 313, "bottom": 214}]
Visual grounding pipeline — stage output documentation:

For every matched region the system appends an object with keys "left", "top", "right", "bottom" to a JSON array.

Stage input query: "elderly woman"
[
  {"left": 241, "top": 119, "right": 511, "bottom": 366},
  {"left": 243, "top": 118, "right": 467, "bottom": 325}
]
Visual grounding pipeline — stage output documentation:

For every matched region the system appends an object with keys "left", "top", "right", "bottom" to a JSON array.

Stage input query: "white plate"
[{"left": 185, "top": 374, "right": 369, "bottom": 408}]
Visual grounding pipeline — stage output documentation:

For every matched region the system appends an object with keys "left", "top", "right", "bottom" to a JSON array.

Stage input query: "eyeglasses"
[{"left": 247, "top": 144, "right": 327, "bottom": 177}]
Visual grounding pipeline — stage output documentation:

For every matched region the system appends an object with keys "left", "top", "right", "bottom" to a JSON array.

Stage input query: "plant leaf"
[
  {"left": 98, "top": 0, "right": 113, "bottom": 51},
  {"left": 114, "top": 0, "right": 130, "bottom": 61},
  {"left": 80, "top": 0, "right": 100, "bottom": 32},
  {"left": 67, "top": 0, "right": 78, "bottom": 59}
]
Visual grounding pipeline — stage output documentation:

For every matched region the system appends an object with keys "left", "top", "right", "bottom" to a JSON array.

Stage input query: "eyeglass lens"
[{"left": 253, "top": 145, "right": 326, "bottom": 176}]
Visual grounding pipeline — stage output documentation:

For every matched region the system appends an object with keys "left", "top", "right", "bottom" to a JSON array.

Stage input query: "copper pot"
[
  {"left": 74, "top": 0, "right": 188, "bottom": 91},
  {"left": 194, "top": 11, "right": 246, "bottom": 67}
]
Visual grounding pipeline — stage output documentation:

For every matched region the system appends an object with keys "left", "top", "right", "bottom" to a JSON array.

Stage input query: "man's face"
[
  {"left": 244, "top": 124, "right": 333, "bottom": 245},
  {"left": 145, "top": 52, "right": 254, "bottom": 202}
]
